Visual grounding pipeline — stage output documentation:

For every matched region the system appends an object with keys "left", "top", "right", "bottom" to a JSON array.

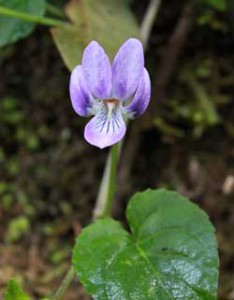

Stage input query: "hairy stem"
[{"left": 0, "top": 6, "right": 64, "bottom": 27}]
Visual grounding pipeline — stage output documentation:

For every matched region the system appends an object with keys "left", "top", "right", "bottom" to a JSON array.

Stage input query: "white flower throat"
[{"left": 104, "top": 99, "right": 120, "bottom": 118}]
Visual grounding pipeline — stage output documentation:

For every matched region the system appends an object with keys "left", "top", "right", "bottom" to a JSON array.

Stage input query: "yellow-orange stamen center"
[{"left": 104, "top": 98, "right": 119, "bottom": 105}]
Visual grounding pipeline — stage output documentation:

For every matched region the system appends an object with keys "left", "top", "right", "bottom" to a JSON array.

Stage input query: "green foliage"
[
  {"left": 195, "top": 0, "right": 228, "bottom": 31},
  {"left": 206, "top": 0, "right": 227, "bottom": 11},
  {"left": 0, "top": 0, "right": 46, "bottom": 47},
  {"left": 197, "top": 11, "right": 227, "bottom": 32},
  {"left": 6, "top": 216, "right": 30, "bottom": 242},
  {"left": 4, "top": 279, "right": 30, "bottom": 300},
  {"left": 73, "top": 189, "right": 219, "bottom": 300},
  {"left": 51, "top": 0, "right": 140, "bottom": 71}
]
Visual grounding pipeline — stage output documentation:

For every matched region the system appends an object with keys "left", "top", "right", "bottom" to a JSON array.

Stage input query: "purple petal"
[
  {"left": 82, "top": 41, "right": 112, "bottom": 99},
  {"left": 70, "top": 65, "right": 93, "bottom": 117},
  {"left": 125, "top": 68, "right": 151, "bottom": 118},
  {"left": 112, "top": 38, "right": 144, "bottom": 101},
  {"left": 84, "top": 109, "right": 126, "bottom": 149}
]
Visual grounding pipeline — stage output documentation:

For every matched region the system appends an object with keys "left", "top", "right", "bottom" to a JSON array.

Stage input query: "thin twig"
[
  {"left": 153, "top": 4, "right": 193, "bottom": 104},
  {"left": 53, "top": 266, "right": 75, "bottom": 300},
  {"left": 140, "top": 0, "right": 162, "bottom": 48}
]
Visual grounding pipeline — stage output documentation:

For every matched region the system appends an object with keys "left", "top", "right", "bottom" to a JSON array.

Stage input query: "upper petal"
[
  {"left": 84, "top": 108, "right": 126, "bottom": 149},
  {"left": 69, "top": 65, "right": 93, "bottom": 117},
  {"left": 82, "top": 41, "right": 112, "bottom": 99},
  {"left": 125, "top": 68, "right": 151, "bottom": 118},
  {"left": 112, "top": 38, "right": 144, "bottom": 101}
]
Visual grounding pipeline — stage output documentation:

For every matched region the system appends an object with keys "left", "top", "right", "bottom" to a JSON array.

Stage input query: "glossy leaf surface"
[{"left": 73, "top": 189, "right": 219, "bottom": 300}]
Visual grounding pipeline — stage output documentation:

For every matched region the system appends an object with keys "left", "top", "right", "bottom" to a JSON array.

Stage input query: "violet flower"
[{"left": 69, "top": 38, "right": 151, "bottom": 149}]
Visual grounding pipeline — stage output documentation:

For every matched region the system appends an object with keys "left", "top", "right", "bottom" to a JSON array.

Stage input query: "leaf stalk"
[{"left": 0, "top": 6, "right": 64, "bottom": 27}]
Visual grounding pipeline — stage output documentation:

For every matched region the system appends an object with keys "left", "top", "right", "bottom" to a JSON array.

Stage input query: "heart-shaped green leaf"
[
  {"left": 0, "top": 0, "right": 46, "bottom": 47},
  {"left": 51, "top": 0, "right": 140, "bottom": 71},
  {"left": 73, "top": 189, "right": 219, "bottom": 300},
  {"left": 4, "top": 279, "right": 30, "bottom": 300}
]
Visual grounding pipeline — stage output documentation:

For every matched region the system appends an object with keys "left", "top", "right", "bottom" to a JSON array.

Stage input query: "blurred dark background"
[{"left": 0, "top": 0, "right": 233, "bottom": 299}]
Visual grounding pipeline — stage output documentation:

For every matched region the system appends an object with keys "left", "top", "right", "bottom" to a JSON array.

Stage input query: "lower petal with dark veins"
[{"left": 84, "top": 109, "right": 126, "bottom": 149}]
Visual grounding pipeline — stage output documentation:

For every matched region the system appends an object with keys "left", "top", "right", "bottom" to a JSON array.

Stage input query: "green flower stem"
[
  {"left": 102, "top": 143, "right": 119, "bottom": 217},
  {"left": 93, "top": 143, "right": 120, "bottom": 219},
  {"left": 0, "top": 6, "right": 64, "bottom": 27},
  {"left": 53, "top": 266, "right": 75, "bottom": 300}
]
